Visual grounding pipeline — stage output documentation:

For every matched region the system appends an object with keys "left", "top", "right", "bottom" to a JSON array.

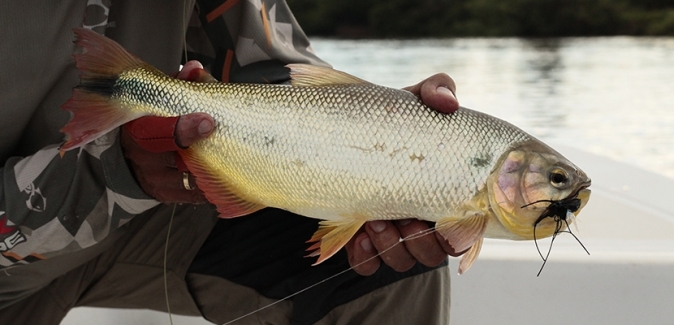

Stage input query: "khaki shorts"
[{"left": 0, "top": 204, "right": 451, "bottom": 325}]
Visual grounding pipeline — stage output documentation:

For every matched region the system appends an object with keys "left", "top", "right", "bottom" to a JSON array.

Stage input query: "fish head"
[{"left": 487, "top": 141, "right": 591, "bottom": 240}]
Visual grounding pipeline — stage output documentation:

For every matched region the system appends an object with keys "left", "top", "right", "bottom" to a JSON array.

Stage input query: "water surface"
[{"left": 311, "top": 37, "right": 674, "bottom": 179}]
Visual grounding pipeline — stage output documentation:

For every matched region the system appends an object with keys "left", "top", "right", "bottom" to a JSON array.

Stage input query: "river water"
[{"left": 310, "top": 37, "right": 674, "bottom": 179}]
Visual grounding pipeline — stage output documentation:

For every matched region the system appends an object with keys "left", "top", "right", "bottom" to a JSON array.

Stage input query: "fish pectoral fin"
[
  {"left": 436, "top": 212, "right": 488, "bottom": 254},
  {"left": 287, "top": 64, "right": 369, "bottom": 87},
  {"left": 306, "top": 217, "right": 366, "bottom": 265},
  {"left": 179, "top": 148, "right": 265, "bottom": 218},
  {"left": 458, "top": 237, "right": 484, "bottom": 275}
]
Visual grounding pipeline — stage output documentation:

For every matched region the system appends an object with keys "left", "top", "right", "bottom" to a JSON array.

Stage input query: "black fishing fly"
[{"left": 521, "top": 194, "right": 590, "bottom": 276}]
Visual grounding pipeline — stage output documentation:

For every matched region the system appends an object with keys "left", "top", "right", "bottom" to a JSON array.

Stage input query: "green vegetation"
[{"left": 287, "top": 0, "right": 674, "bottom": 37}]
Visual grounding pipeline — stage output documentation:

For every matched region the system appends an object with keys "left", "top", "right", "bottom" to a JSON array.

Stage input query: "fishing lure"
[{"left": 523, "top": 195, "right": 590, "bottom": 276}]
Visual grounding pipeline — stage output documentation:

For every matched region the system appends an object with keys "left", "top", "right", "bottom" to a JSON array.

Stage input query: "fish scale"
[{"left": 61, "top": 28, "right": 591, "bottom": 273}]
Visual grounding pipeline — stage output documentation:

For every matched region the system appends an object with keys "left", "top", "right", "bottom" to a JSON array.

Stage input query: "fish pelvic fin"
[
  {"left": 436, "top": 211, "right": 488, "bottom": 269},
  {"left": 180, "top": 148, "right": 265, "bottom": 218},
  {"left": 458, "top": 237, "right": 484, "bottom": 275},
  {"left": 287, "top": 64, "right": 369, "bottom": 87},
  {"left": 306, "top": 217, "right": 366, "bottom": 265},
  {"left": 60, "top": 28, "right": 151, "bottom": 154}
]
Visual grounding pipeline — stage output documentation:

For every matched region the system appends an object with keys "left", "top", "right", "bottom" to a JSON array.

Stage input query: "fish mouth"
[{"left": 567, "top": 182, "right": 591, "bottom": 201}]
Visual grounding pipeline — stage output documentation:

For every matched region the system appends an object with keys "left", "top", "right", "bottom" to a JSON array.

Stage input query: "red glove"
[{"left": 120, "top": 61, "right": 215, "bottom": 204}]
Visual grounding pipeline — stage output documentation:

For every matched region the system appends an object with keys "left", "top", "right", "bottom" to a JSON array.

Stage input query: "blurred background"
[
  {"left": 287, "top": 0, "right": 674, "bottom": 38},
  {"left": 64, "top": 1, "right": 674, "bottom": 324}
]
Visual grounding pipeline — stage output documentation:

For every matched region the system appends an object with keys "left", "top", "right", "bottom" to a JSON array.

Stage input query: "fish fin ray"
[
  {"left": 306, "top": 217, "right": 366, "bottom": 265},
  {"left": 180, "top": 148, "right": 265, "bottom": 218},
  {"left": 72, "top": 28, "right": 146, "bottom": 79},
  {"left": 458, "top": 237, "right": 483, "bottom": 275},
  {"left": 436, "top": 212, "right": 488, "bottom": 253},
  {"left": 287, "top": 64, "right": 368, "bottom": 87},
  {"left": 60, "top": 91, "right": 146, "bottom": 154},
  {"left": 60, "top": 28, "right": 153, "bottom": 153}
]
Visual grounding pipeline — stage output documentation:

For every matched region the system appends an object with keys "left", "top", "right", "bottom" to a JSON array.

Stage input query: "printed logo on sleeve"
[
  {"left": 23, "top": 183, "right": 46, "bottom": 212},
  {"left": 0, "top": 213, "right": 26, "bottom": 252}
]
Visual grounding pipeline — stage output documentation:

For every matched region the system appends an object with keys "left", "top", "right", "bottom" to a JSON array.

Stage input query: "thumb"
[{"left": 175, "top": 113, "right": 215, "bottom": 148}]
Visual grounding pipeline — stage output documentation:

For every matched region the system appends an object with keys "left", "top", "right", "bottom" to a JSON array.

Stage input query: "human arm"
[{"left": 0, "top": 62, "right": 213, "bottom": 268}]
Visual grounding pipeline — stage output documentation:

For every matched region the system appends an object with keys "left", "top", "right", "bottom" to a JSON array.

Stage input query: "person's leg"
[
  {"left": 0, "top": 204, "right": 218, "bottom": 324},
  {"left": 188, "top": 208, "right": 451, "bottom": 325},
  {"left": 315, "top": 267, "right": 451, "bottom": 325},
  {"left": 73, "top": 204, "right": 218, "bottom": 314}
]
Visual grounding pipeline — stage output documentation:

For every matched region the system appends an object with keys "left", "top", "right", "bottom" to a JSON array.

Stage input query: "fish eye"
[{"left": 549, "top": 168, "right": 569, "bottom": 188}]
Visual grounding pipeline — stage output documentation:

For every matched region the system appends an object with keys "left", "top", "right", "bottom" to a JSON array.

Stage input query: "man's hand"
[
  {"left": 345, "top": 73, "right": 461, "bottom": 276},
  {"left": 120, "top": 61, "right": 215, "bottom": 204}
]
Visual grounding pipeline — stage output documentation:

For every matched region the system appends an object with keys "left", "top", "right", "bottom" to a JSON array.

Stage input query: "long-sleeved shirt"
[{"left": 0, "top": 0, "right": 325, "bottom": 308}]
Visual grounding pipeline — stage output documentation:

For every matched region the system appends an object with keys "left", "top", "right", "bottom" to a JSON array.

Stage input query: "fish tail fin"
[
  {"left": 59, "top": 28, "right": 148, "bottom": 154},
  {"left": 306, "top": 217, "right": 366, "bottom": 265}
]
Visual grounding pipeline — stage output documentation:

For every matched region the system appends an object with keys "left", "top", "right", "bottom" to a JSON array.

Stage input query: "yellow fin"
[
  {"left": 179, "top": 148, "right": 265, "bottom": 218},
  {"left": 287, "top": 64, "right": 368, "bottom": 87},
  {"left": 436, "top": 212, "right": 488, "bottom": 254},
  {"left": 306, "top": 217, "right": 366, "bottom": 265},
  {"left": 458, "top": 238, "right": 483, "bottom": 275}
]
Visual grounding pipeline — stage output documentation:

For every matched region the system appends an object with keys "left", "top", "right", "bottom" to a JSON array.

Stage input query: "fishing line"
[
  {"left": 1, "top": 266, "right": 18, "bottom": 276},
  {"left": 221, "top": 226, "right": 439, "bottom": 325},
  {"left": 162, "top": 3, "right": 188, "bottom": 323},
  {"left": 182, "top": 0, "right": 189, "bottom": 63},
  {"left": 164, "top": 204, "right": 177, "bottom": 325}
]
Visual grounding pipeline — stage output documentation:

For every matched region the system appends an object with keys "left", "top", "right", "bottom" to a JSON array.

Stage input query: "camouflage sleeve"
[
  {"left": 188, "top": 0, "right": 329, "bottom": 84},
  {"left": 0, "top": 130, "right": 159, "bottom": 268}
]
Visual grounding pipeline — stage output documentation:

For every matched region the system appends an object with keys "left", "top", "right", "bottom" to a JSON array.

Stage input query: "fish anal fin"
[
  {"left": 287, "top": 64, "right": 368, "bottom": 87},
  {"left": 306, "top": 216, "right": 366, "bottom": 265},
  {"left": 458, "top": 237, "right": 484, "bottom": 275},
  {"left": 436, "top": 211, "right": 488, "bottom": 254},
  {"left": 179, "top": 148, "right": 265, "bottom": 218}
]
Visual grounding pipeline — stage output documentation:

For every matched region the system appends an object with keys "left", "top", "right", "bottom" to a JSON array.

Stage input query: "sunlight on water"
[{"left": 311, "top": 37, "right": 674, "bottom": 179}]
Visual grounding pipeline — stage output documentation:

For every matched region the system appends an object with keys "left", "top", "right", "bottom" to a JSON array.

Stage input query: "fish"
[{"left": 60, "top": 28, "right": 591, "bottom": 274}]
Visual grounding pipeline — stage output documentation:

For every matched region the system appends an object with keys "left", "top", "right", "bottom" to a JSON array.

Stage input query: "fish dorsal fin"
[
  {"left": 179, "top": 148, "right": 265, "bottom": 218},
  {"left": 287, "top": 64, "right": 368, "bottom": 87},
  {"left": 458, "top": 238, "right": 484, "bottom": 274},
  {"left": 436, "top": 212, "right": 488, "bottom": 256},
  {"left": 306, "top": 216, "right": 367, "bottom": 265}
]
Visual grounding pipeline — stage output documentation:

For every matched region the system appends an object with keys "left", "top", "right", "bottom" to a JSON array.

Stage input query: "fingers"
[
  {"left": 403, "top": 73, "right": 459, "bottom": 114},
  {"left": 345, "top": 230, "right": 380, "bottom": 276},
  {"left": 364, "top": 220, "right": 416, "bottom": 272},
  {"left": 396, "top": 220, "right": 449, "bottom": 267},
  {"left": 176, "top": 60, "right": 218, "bottom": 83},
  {"left": 175, "top": 113, "right": 215, "bottom": 148}
]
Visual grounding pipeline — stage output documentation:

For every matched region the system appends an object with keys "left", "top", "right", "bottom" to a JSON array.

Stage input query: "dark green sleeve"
[{"left": 0, "top": 131, "right": 159, "bottom": 268}]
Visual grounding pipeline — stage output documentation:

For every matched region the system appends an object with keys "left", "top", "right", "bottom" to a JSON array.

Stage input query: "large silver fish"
[{"left": 61, "top": 28, "right": 591, "bottom": 273}]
